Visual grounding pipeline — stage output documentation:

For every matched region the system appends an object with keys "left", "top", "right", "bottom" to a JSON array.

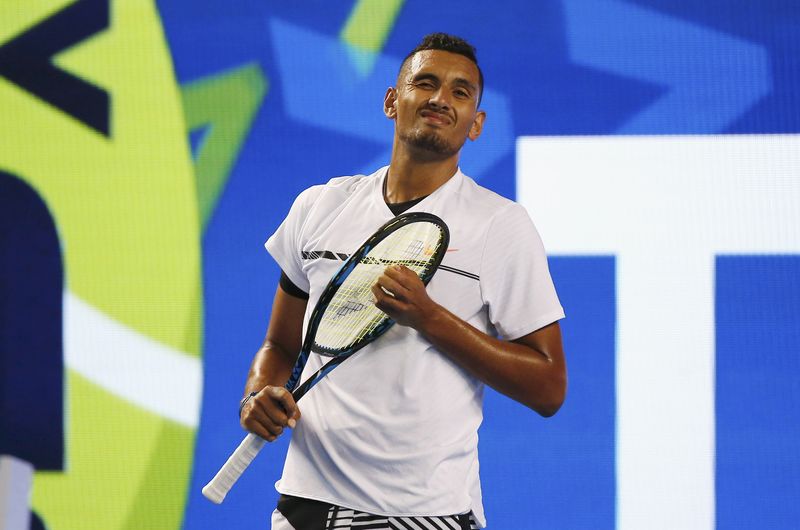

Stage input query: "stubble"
[{"left": 399, "top": 129, "right": 463, "bottom": 159}]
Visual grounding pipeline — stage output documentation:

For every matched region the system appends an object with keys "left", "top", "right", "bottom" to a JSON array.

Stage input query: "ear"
[
  {"left": 467, "top": 110, "right": 486, "bottom": 141},
  {"left": 383, "top": 87, "right": 397, "bottom": 119}
]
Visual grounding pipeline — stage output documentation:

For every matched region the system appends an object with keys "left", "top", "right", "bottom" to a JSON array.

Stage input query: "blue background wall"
[{"left": 177, "top": 2, "right": 799, "bottom": 528}]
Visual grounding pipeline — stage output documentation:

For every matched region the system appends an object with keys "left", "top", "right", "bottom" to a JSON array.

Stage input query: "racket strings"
[
  {"left": 358, "top": 256, "right": 431, "bottom": 268},
  {"left": 314, "top": 222, "right": 445, "bottom": 352}
]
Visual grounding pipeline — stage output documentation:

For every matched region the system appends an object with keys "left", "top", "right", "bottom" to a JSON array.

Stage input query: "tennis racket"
[{"left": 202, "top": 212, "right": 449, "bottom": 504}]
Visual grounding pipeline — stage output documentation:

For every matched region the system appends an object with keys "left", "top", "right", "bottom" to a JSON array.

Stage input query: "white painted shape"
[
  {"left": 517, "top": 134, "right": 800, "bottom": 530},
  {"left": 64, "top": 292, "right": 202, "bottom": 427},
  {"left": 0, "top": 455, "right": 33, "bottom": 530},
  {"left": 614, "top": 252, "right": 716, "bottom": 530},
  {"left": 518, "top": 135, "right": 800, "bottom": 254}
]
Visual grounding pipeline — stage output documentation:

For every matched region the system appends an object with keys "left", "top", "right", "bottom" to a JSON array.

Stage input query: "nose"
[{"left": 428, "top": 87, "right": 451, "bottom": 110}]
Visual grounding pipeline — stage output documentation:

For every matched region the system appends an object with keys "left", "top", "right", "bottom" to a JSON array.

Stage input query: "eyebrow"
[
  {"left": 410, "top": 72, "right": 439, "bottom": 84},
  {"left": 452, "top": 77, "right": 478, "bottom": 93}
]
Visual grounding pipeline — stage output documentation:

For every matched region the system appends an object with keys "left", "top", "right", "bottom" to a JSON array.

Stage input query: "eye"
[
  {"left": 454, "top": 89, "right": 470, "bottom": 99},
  {"left": 416, "top": 81, "right": 435, "bottom": 89}
]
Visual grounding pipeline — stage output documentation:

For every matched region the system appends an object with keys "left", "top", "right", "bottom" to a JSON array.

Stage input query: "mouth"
[{"left": 419, "top": 109, "right": 452, "bottom": 126}]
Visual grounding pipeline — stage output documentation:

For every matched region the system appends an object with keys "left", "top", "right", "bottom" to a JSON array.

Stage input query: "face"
[{"left": 384, "top": 50, "right": 486, "bottom": 159}]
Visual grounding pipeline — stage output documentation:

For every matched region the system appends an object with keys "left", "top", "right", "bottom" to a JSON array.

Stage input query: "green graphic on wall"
[{"left": 0, "top": 0, "right": 265, "bottom": 527}]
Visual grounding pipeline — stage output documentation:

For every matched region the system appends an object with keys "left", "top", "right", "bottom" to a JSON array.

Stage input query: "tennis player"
[{"left": 240, "top": 33, "right": 567, "bottom": 529}]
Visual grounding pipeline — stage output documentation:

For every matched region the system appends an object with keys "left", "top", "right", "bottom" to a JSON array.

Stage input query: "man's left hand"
[{"left": 371, "top": 264, "right": 439, "bottom": 328}]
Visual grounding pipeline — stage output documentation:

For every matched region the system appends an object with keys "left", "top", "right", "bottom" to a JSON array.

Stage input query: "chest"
[{"left": 300, "top": 208, "right": 487, "bottom": 325}]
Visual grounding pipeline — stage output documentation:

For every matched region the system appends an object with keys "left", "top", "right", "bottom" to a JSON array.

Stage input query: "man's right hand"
[{"left": 240, "top": 386, "right": 301, "bottom": 442}]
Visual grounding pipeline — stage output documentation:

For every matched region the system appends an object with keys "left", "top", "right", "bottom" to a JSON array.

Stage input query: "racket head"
[
  {"left": 203, "top": 215, "right": 448, "bottom": 505},
  {"left": 306, "top": 212, "right": 449, "bottom": 358}
]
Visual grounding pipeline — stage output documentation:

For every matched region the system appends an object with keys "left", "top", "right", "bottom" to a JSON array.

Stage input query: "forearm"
[
  {"left": 419, "top": 306, "right": 565, "bottom": 415},
  {"left": 244, "top": 285, "right": 307, "bottom": 397},
  {"left": 241, "top": 286, "right": 307, "bottom": 439},
  {"left": 244, "top": 340, "right": 297, "bottom": 397},
  {"left": 241, "top": 338, "right": 302, "bottom": 440}
]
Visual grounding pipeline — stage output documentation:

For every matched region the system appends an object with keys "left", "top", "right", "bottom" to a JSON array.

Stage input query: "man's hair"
[{"left": 400, "top": 33, "right": 484, "bottom": 105}]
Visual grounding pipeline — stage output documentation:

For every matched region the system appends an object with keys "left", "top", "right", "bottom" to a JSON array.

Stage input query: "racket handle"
[{"left": 202, "top": 433, "right": 266, "bottom": 504}]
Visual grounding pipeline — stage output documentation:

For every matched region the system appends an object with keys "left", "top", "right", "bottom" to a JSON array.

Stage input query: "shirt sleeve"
[
  {"left": 279, "top": 270, "right": 310, "bottom": 300},
  {"left": 479, "top": 203, "right": 565, "bottom": 340},
  {"left": 264, "top": 185, "right": 323, "bottom": 293}
]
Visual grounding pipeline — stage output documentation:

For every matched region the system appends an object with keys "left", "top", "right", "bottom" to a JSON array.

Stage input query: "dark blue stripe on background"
[
  {"left": 716, "top": 255, "right": 800, "bottom": 529},
  {"left": 479, "top": 256, "right": 616, "bottom": 529},
  {"left": 0, "top": 171, "right": 64, "bottom": 470}
]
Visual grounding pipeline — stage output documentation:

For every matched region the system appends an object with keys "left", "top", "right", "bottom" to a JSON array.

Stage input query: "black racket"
[{"left": 202, "top": 212, "right": 449, "bottom": 503}]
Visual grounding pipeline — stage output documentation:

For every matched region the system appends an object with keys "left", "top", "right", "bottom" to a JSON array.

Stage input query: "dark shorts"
[{"left": 276, "top": 494, "right": 479, "bottom": 530}]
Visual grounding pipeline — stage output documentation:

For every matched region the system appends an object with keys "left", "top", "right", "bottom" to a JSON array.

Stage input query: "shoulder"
[
  {"left": 290, "top": 169, "right": 380, "bottom": 213},
  {"left": 298, "top": 170, "right": 380, "bottom": 207},
  {"left": 456, "top": 172, "right": 531, "bottom": 227},
  {"left": 283, "top": 169, "right": 383, "bottom": 242}
]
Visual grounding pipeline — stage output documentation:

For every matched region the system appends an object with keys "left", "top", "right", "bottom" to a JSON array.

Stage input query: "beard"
[{"left": 399, "top": 128, "right": 463, "bottom": 159}]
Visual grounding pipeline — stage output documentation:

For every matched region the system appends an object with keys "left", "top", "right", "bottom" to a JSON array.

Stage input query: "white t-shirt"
[{"left": 265, "top": 166, "right": 564, "bottom": 528}]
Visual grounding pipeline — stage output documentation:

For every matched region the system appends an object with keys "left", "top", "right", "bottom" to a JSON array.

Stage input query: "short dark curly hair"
[{"left": 400, "top": 33, "right": 484, "bottom": 105}]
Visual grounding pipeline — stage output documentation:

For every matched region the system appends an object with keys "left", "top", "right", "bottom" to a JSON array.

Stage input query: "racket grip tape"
[{"left": 202, "top": 432, "right": 266, "bottom": 504}]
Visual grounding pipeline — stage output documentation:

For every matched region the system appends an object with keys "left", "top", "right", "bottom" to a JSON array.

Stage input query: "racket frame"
[{"left": 202, "top": 212, "right": 449, "bottom": 504}]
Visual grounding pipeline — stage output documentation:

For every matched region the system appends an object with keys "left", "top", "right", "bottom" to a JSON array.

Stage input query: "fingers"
[
  {"left": 371, "top": 265, "right": 433, "bottom": 326},
  {"left": 374, "top": 265, "right": 422, "bottom": 299},
  {"left": 266, "top": 386, "right": 301, "bottom": 425},
  {"left": 374, "top": 271, "right": 408, "bottom": 301},
  {"left": 240, "top": 386, "right": 301, "bottom": 442},
  {"left": 371, "top": 282, "right": 401, "bottom": 314},
  {"left": 383, "top": 264, "right": 416, "bottom": 283}
]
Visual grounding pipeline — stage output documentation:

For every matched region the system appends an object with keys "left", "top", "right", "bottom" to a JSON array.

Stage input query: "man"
[{"left": 240, "top": 33, "right": 566, "bottom": 529}]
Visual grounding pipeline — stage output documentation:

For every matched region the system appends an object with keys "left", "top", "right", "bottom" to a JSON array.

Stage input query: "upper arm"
[
  {"left": 512, "top": 321, "right": 566, "bottom": 370},
  {"left": 512, "top": 321, "right": 568, "bottom": 414},
  {"left": 264, "top": 185, "right": 325, "bottom": 294},
  {"left": 264, "top": 285, "right": 308, "bottom": 362},
  {"left": 480, "top": 204, "right": 564, "bottom": 340}
]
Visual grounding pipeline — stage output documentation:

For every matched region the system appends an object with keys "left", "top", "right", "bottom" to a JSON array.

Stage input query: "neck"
[{"left": 385, "top": 140, "right": 460, "bottom": 203}]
